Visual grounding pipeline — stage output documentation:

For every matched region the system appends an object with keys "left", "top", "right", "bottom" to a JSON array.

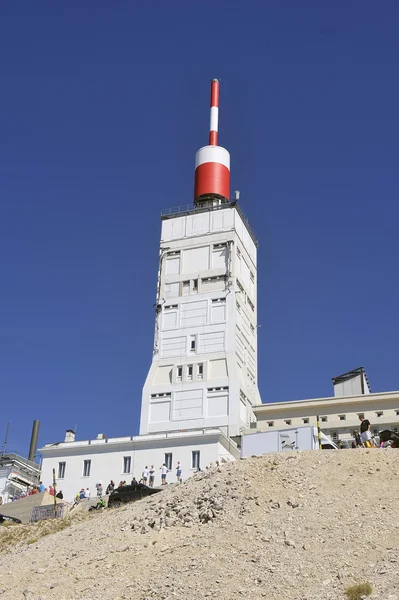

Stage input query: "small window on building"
[
  {"left": 376, "top": 411, "right": 383, "bottom": 417},
  {"left": 192, "top": 451, "right": 200, "bottom": 469},
  {"left": 247, "top": 298, "right": 255, "bottom": 311},
  {"left": 177, "top": 366, "right": 183, "bottom": 381},
  {"left": 250, "top": 271, "right": 255, "bottom": 282},
  {"left": 123, "top": 456, "right": 131, "bottom": 474},
  {"left": 58, "top": 462, "right": 66, "bottom": 479},
  {"left": 187, "top": 365, "right": 193, "bottom": 380},
  {"left": 250, "top": 323, "right": 255, "bottom": 333},
  {"left": 83, "top": 459, "right": 91, "bottom": 477},
  {"left": 165, "top": 304, "right": 178, "bottom": 311},
  {"left": 267, "top": 421, "right": 274, "bottom": 427},
  {"left": 164, "top": 453, "right": 172, "bottom": 470},
  {"left": 339, "top": 415, "right": 346, "bottom": 421},
  {"left": 396, "top": 410, "right": 399, "bottom": 416},
  {"left": 198, "top": 363, "right": 203, "bottom": 379},
  {"left": 332, "top": 432, "right": 338, "bottom": 440},
  {"left": 237, "top": 279, "right": 244, "bottom": 293},
  {"left": 373, "top": 428, "right": 378, "bottom": 436},
  {"left": 303, "top": 418, "right": 309, "bottom": 424},
  {"left": 193, "top": 279, "right": 198, "bottom": 292},
  {"left": 321, "top": 416, "right": 327, "bottom": 422},
  {"left": 285, "top": 420, "right": 292, "bottom": 425},
  {"left": 182, "top": 281, "right": 190, "bottom": 296},
  {"left": 190, "top": 336, "right": 196, "bottom": 352}
]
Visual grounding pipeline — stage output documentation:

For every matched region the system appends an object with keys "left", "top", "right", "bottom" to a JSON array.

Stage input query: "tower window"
[
  {"left": 193, "top": 279, "right": 198, "bottom": 292},
  {"left": 177, "top": 366, "right": 182, "bottom": 381},
  {"left": 187, "top": 365, "right": 193, "bottom": 380},
  {"left": 339, "top": 415, "right": 346, "bottom": 421},
  {"left": 376, "top": 411, "right": 383, "bottom": 417},
  {"left": 198, "top": 363, "right": 203, "bottom": 379},
  {"left": 190, "top": 335, "right": 196, "bottom": 352},
  {"left": 303, "top": 418, "right": 309, "bottom": 424},
  {"left": 267, "top": 421, "right": 274, "bottom": 427}
]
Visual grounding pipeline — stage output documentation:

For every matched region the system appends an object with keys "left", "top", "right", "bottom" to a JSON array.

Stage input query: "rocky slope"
[{"left": 1, "top": 449, "right": 399, "bottom": 600}]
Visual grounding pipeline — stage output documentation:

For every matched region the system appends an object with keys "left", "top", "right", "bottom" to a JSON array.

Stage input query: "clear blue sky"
[{"left": 1, "top": 2, "right": 399, "bottom": 458}]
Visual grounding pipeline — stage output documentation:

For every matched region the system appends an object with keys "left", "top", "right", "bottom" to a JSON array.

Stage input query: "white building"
[
  {"left": 0, "top": 453, "right": 41, "bottom": 504},
  {"left": 39, "top": 80, "right": 256, "bottom": 502},
  {"left": 251, "top": 368, "right": 399, "bottom": 443}
]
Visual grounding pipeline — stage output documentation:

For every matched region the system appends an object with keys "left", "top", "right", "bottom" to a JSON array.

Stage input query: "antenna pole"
[
  {"left": 2, "top": 423, "right": 10, "bottom": 454},
  {"left": 209, "top": 79, "right": 220, "bottom": 146}
]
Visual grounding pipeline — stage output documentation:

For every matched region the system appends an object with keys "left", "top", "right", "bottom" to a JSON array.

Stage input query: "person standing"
[
  {"left": 106, "top": 480, "right": 115, "bottom": 494},
  {"left": 142, "top": 466, "right": 149, "bottom": 485},
  {"left": 95, "top": 481, "right": 103, "bottom": 497},
  {"left": 39, "top": 481, "right": 45, "bottom": 493},
  {"left": 149, "top": 465, "right": 156, "bottom": 487},
  {"left": 359, "top": 415, "right": 373, "bottom": 447},
  {"left": 353, "top": 430, "right": 362, "bottom": 447},
  {"left": 160, "top": 463, "right": 169, "bottom": 485},
  {"left": 176, "top": 461, "right": 182, "bottom": 483}
]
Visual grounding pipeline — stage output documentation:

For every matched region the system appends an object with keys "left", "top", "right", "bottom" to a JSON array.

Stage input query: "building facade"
[
  {"left": 251, "top": 369, "right": 399, "bottom": 443},
  {"left": 0, "top": 453, "right": 41, "bottom": 504},
  {"left": 139, "top": 201, "right": 261, "bottom": 439}
]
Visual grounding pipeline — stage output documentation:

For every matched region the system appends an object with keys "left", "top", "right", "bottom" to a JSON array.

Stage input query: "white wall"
[
  {"left": 140, "top": 204, "right": 261, "bottom": 438},
  {"left": 40, "top": 434, "right": 237, "bottom": 503}
]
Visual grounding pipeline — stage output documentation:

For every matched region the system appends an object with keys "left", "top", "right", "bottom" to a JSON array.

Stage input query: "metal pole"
[
  {"left": 2, "top": 423, "right": 10, "bottom": 454},
  {"left": 52, "top": 468, "right": 57, "bottom": 517},
  {"left": 316, "top": 415, "right": 322, "bottom": 450}
]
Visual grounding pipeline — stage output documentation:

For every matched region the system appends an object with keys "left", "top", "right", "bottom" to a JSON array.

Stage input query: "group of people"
[
  {"left": 77, "top": 461, "right": 184, "bottom": 501},
  {"left": 9, "top": 481, "right": 63, "bottom": 502}
]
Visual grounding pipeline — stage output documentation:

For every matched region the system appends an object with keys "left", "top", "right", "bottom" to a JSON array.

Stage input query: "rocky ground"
[{"left": 0, "top": 449, "right": 398, "bottom": 600}]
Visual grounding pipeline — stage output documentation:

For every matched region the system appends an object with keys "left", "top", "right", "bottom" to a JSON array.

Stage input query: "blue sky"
[{"left": 1, "top": 2, "right": 399, "bottom": 458}]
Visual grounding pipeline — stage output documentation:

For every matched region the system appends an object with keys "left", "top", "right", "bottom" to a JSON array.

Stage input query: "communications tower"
[{"left": 140, "top": 79, "right": 261, "bottom": 438}]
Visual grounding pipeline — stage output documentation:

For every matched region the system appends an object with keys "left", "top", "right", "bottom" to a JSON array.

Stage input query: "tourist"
[
  {"left": 79, "top": 488, "right": 85, "bottom": 500},
  {"left": 56, "top": 490, "right": 63, "bottom": 499},
  {"left": 106, "top": 480, "right": 115, "bottom": 494},
  {"left": 359, "top": 415, "right": 373, "bottom": 447},
  {"left": 39, "top": 481, "right": 45, "bottom": 493},
  {"left": 149, "top": 465, "right": 156, "bottom": 487},
  {"left": 49, "top": 485, "right": 54, "bottom": 496},
  {"left": 96, "top": 481, "right": 103, "bottom": 497},
  {"left": 142, "top": 466, "right": 149, "bottom": 485},
  {"left": 84, "top": 487, "right": 90, "bottom": 499},
  {"left": 160, "top": 463, "right": 169, "bottom": 485},
  {"left": 353, "top": 430, "right": 362, "bottom": 447},
  {"left": 176, "top": 461, "right": 182, "bottom": 483}
]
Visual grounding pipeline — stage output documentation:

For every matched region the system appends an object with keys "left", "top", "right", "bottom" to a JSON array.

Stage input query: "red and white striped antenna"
[
  {"left": 194, "top": 78, "right": 230, "bottom": 204},
  {"left": 209, "top": 78, "right": 219, "bottom": 146}
]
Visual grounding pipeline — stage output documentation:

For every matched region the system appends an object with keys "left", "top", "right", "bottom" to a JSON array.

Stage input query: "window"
[
  {"left": 164, "top": 453, "right": 172, "bottom": 470},
  {"left": 198, "top": 363, "right": 203, "bottom": 379},
  {"left": 396, "top": 410, "right": 399, "bottom": 416},
  {"left": 339, "top": 415, "right": 346, "bottom": 421},
  {"left": 373, "top": 428, "right": 378, "bottom": 436},
  {"left": 303, "top": 418, "right": 309, "bottom": 424},
  {"left": 177, "top": 366, "right": 182, "bottom": 381},
  {"left": 182, "top": 280, "right": 190, "bottom": 295},
  {"left": 250, "top": 271, "right": 255, "bottom": 282},
  {"left": 190, "top": 335, "right": 196, "bottom": 352},
  {"left": 83, "top": 460, "right": 91, "bottom": 477},
  {"left": 58, "top": 462, "right": 66, "bottom": 479},
  {"left": 187, "top": 365, "right": 193, "bottom": 380},
  {"left": 237, "top": 279, "right": 244, "bottom": 293},
  {"left": 247, "top": 298, "right": 255, "bottom": 312},
  {"left": 376, "top": 411, "right": 383, "bottom": 417},
  {"left": 123, "top": 456, "right": 131, "bottom": 474},
  {"left": 165, "top": 304, "right": 178, "bottom": 310},
  {"left": 285, "top": 420, "right": 292, "bottom": 425},
  {"left": 192, "top": 451, "right": 200, "bottom": 469},
  {"left": 193, "top": 279, "right": 198, "bottom": 292},
  {"left": 267, "top": 421, "right": 274, "bottom": 427},
  {"left": 321, "top": 416, "right": 327, "bottom": 422},
  {"left": 332, "top": 432, "right": 338, "bottom": 440}
]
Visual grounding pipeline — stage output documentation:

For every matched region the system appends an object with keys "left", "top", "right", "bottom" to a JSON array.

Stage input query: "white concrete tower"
[{"left": 139, "top": 80, "right": 261, "bottom": 438}]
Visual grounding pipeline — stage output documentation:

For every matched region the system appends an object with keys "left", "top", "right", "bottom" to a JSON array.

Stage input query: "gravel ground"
[{"left": 0, "top": 449, "right": 398, "bottom": 600}]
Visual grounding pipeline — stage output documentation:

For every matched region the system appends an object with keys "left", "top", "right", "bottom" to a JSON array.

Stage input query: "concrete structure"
[
  {"left": 241, "top": 425, "right": 338, "bottom": 457},
  {"left": 0, "top": 453, "right": 41, "bottom": 504},
  {"left": 251, "top": 368, "right": 399, "bottom": 442},
  {"left": 0, "top": 491, "right": 60, "bottom": 524},
  {"left": 40, "top": 428, "right": 239, "bottom": 502}
]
